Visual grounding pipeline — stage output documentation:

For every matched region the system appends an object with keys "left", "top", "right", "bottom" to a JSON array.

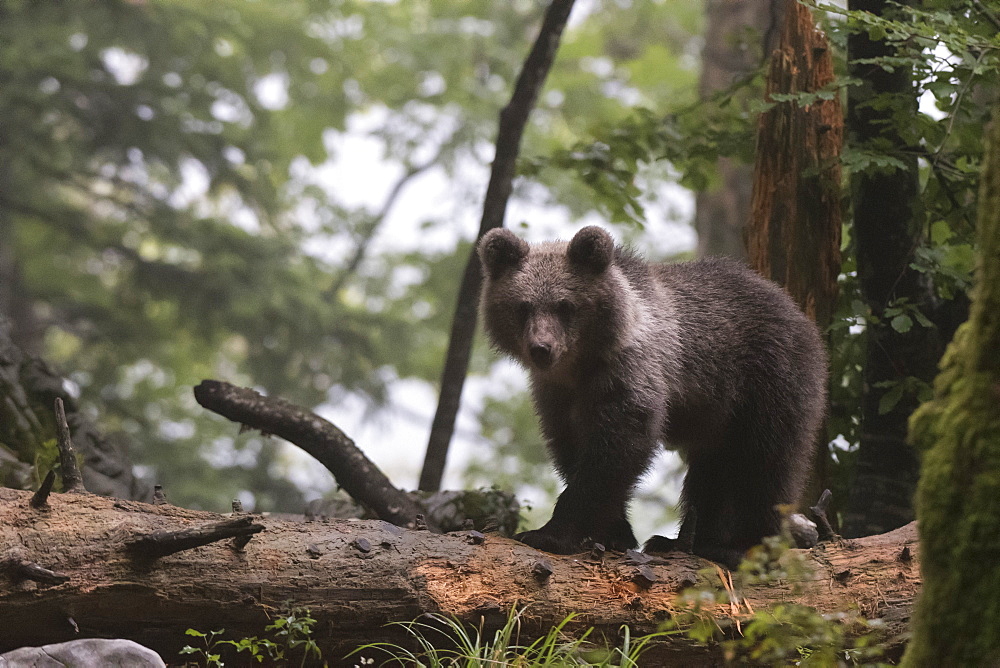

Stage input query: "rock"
[
  {"left": 787, "top": 512, "right": 820, "bottom": 548},
  {"left": 0, "top": 639, "right": 165, "bottom": 667}
]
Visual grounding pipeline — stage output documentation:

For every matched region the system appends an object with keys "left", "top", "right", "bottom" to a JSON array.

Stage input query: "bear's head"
[{"left": 478, "top": 226, "right": 624, "bottom": 374}]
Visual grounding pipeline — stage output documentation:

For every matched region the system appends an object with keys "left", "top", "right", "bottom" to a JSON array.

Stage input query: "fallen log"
[{"left": 0, "top": 488, "right": 920, "bottom": 664}]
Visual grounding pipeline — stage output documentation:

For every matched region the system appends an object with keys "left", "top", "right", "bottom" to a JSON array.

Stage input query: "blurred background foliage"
[
  {"left": 0, "top": 0, "right": 701, "bottom": 523},
  {"left": 0, "top": 0, "right": 991, "bottom": 538}
]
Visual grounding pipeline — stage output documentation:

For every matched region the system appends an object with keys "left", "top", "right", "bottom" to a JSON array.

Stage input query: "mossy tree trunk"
[{"left": 901, "top": 112, "right": 1000, "bottom": 666}]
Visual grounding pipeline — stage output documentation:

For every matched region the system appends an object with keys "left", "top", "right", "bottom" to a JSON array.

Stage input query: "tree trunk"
[
  {"left": 901, "top": 109, "right": 1000, "bottom": 666},
  {"left": 746, "top": 2, "right": 842, "bottom": 510},
  {"left": 420, "top": 0, "right": 577, "bottom": 492},
  {"left": 0, "top": 163, "right": 43, "bottom": 358},
  {"left": 842, "top": 0, "right": 941, "bottom": 538},
  {"left": 694, "top": 0, "right": 791, "bottom": 259},
  {"left": 0, "top": 489, "right": 919, "bottom": 664}
]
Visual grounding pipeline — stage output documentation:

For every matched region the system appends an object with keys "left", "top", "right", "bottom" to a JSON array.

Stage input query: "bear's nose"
[{"left": 529, "top": 342, "right": 553, "bottom": 368}]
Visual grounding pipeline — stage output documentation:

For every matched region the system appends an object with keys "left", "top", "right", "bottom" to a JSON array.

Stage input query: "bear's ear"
[
  {"left": 479, "top": 228, "right": 530, "bottom": 278},
  {"left": 567, "top": 226, "right": 614, "bottom": 273}
]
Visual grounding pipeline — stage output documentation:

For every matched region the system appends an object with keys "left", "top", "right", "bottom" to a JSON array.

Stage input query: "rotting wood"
[
  {"left": 0, "top": 324, "right": 150, "bottom": 500},
  {"left": 810, "top": 488, "right": 837, "bottom": 541},
  {"left": 747, "top": 1, "right": 842, "bottom": 327},
  {"left": 0, "top": 489, "right": 920, "bottom": 664},
  {"left": 746, "top": 2, "right": 844, "bottom": 512}
]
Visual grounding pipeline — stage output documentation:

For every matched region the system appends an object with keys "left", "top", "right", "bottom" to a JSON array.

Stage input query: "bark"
[
  {"left": 0, "top": 489, "right": 920, "bottom": 664},
  {"left": 747, "top": 2, "right": 841, "bottom": 327},
  {"left": 901, "top": 109, "right": 1000, "bottom": 667},
  {"left": 842, "top": 0, "right": 941, "bottom": 538},
  {"left": 746, "top": 2, "right": 842, "bottom": 505},
  {"left": 420, "top": 0, "right": 577, "bottom": 492},
  {"left": 694, "top": 0, "right": 791, "bottom": 259}
]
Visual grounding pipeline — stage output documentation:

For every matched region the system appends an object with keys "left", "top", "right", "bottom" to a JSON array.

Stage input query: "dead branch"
[
  {"left": 29, "top": 470, "right": 56, "bottom": 509},
  {"left": 193, "top": 380, "right": 420, "bottom": 528},
  {"left": 125, "top": 516, "right": 265, "bottom": 559}
]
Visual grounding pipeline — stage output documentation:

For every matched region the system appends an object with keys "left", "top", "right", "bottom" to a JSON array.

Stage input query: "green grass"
[{"left": 347, "top": 607, "right": 669, "bottom": 667}]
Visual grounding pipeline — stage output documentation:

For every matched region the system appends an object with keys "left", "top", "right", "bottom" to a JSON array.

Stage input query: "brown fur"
[{"left": 478, "top": 226, "right": 827, "bottom": 567}]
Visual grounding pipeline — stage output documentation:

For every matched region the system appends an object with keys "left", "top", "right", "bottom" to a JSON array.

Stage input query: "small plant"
[
  {"left": 265, "top": 609, "right": 323, "bottom": 667},
  {"left": 179, "top": 628, "right": 227, "bottom": 668},
  {"left": 348, "top": 605, "right": 670, "bottom": 667},
  {"left": 664, "top": 536, "right": 891, "bottom": 667},
  {"left": 179, "top": 607, "right": 324, "bottom": 667}
]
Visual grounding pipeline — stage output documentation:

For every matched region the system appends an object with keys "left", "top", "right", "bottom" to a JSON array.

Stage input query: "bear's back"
[{"left": 640, "top": 256, "right": 827, "bottom": 444}]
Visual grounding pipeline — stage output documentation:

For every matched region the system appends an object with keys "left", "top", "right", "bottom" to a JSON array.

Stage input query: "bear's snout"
[
  {"left": 525, "top": 315, "right": 564, "bottom": 370},
  {"left": 529, "top": 342, "right": 554, "bottom": 368}
]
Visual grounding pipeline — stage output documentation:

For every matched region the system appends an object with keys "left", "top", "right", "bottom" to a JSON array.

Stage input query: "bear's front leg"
[
  {"left": 518, "top": 418, "right": 659, "bottom": 553},
  {"left": 520, "top": 367, "right": 663, "bottom": 555}
]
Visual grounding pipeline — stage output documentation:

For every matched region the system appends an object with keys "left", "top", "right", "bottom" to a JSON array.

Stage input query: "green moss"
[{"left": 902, "top": 110, "right": 1000, "bottom": 666}]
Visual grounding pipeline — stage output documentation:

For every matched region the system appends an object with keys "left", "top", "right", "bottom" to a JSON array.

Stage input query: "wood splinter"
[
  {"left": 152, "top": 485, "right": 167, "bottom": 505},
  {"left": 29, "top": 470, "right": 56, "bottom": 509},
  {"left": 54, "top": 398, "right": 85, "bottom": 494},
  {"left": 809, "top": 489, "right": 837, "bottom": 542},
  {"left": 126, "top": 516, "right": 264, "bottom": 559},
  {"left": 6, "top": 559, "right": 70, "bottom": 585}
]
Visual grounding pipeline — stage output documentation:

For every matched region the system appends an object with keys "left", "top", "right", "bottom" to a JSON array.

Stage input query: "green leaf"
[
  {"left": 890, "top": 314, "right": 913, "bottom": 333},
  {"left": 878, "top": 382, "right": 907, "bottom": 415},
  {"left": 913, "top": 310, "right": 934, "bottom": 328},
  {"left": 866, "top": 24, "right": 888, "bottom": 42}
]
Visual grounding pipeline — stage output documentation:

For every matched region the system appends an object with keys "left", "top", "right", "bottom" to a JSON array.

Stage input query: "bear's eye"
[
  {"left": 556, "top": 299, "right": 575, "bottom": 318},
  {"left": 515, "top": 301, "right": 532, "bottom": 320}
]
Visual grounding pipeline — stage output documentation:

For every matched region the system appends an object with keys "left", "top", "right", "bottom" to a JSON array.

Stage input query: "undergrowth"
[
  {"left": 663, "top": 535, "right": 893, "bottom": 666},
  {"left": 179, "top": 607, "right": 324, "bottom": 667},
  {"left": 348, "top": 606, "right": 669, "bottom": 667}
]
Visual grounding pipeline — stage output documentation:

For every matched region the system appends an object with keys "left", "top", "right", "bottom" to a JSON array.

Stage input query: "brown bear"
[{"left": 477, "top": 225, "right": 827, "bottom": 567}]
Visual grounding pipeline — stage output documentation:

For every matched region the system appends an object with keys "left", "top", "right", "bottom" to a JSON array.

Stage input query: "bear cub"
[{"left": 478, "top": 226, "right": 827, "bottom": 567}]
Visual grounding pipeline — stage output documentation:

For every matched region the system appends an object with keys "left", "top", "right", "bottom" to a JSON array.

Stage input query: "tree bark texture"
[
  {"left": 420, "top": 0, "right": 577, "bottom": 492},
  {"left": 842, "top": 0, "right": 942, "bottom": 538},
  {"left": 0, "top": 489, "right": 920, "bottom": 664},
  {"left": 0, "top": 321, "right": 149, "bottom": 501},
  {"left": 694, "top": 0, "right": 791, "bottom": 259},
  {"left": 747, "top": 1, "right": 841, "bottom": 328},
  {"left": 746, "top": 1, "right": 842, "bottom": 509},
  {"left": 901, "top": 109, "right": 1000, "bottom": 667}
]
